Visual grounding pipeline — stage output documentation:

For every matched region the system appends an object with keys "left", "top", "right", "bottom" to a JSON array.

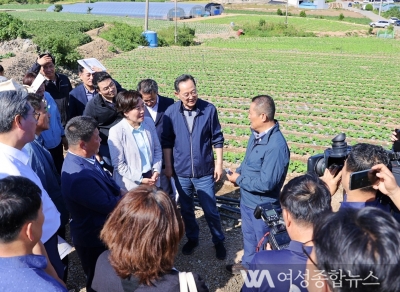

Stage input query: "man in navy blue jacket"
[
  {"left": 137, "top": 79, "right": 174, "bottom": 198},
  {"left": 61, "top": 116, "right": 124, "bottom": 292},
  {"left": 162, "top": 74, "right": 226, "bottom": 260},
  {"left": 241, "top": 173, "right": 332, "bottom": 292},
  {"left": 227, "top": 95, "right": 290, "bottom": 273}
]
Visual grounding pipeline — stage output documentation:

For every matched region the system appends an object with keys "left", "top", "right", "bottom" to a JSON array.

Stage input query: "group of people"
[
  {"left": 0, "top": 53, "right": 227, "bottom": 292},
  {"left": 0, "top": 51, "right": 400, "bottom": 292}
]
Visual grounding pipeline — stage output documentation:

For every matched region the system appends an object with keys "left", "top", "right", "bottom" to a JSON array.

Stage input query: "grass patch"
[
  {"left": 235, "top": 20, "right": 315, "bottom": 37},
  {"left": 225, "top": 9, "right": 371, "bottom": 25},
  {"left": 0, "top": 3, "right": 50, "bottom": 9},
  {"left": 201, "top": 15, "right": 367, "bottom": 32},
  {"left": 225, "top": 9, "right": 278, "bottom": 15},
  {"left": 309, "top": 15, "right": 371, "bottom": 25},
  {"left": 203, "top": 37, "right": 400, "bottom": 54}
]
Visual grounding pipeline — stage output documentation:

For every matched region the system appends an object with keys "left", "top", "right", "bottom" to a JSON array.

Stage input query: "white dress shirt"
[
  {"left": 145, "top": 95, "right": 159, "bottom": 122},
  {"left": 0, "top": 142, "right": 60, "bottom": 243}
]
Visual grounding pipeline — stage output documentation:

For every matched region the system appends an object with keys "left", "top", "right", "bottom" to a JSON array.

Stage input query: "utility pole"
[
  {"left": 379, "top": 0, "right": 382, "bottom": 17},
  {"left": 144, "top": 0, "right": 149, "bottom": 31},
  {"left": 175, "top": 0, "right": 178, "bottom": 44},
  {"left": 285, "top": 0, "right": 289, "bottom": 25}
]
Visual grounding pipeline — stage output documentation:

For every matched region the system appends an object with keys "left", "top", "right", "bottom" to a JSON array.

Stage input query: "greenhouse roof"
[{"left": 46, "top": 2, "right": 214, "bottom": 19}]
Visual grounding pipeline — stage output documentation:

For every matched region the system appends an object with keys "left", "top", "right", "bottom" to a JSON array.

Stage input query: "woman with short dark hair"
[
  {"left": 92, "top": 186, "right": 209, "bottom": 292},
  {"left": 108, "top": 90, "right": 162, "bottom": 191}
]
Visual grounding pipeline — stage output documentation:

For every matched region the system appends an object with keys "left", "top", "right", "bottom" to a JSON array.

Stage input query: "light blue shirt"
[
  {"left": 40, "top": 92, "right": 64, "bottom": 149},
  {"left": 84, "top": 86, "right": 96, "bottom": 102},
  {"left": 130, "top": 123, "right": 152, "bottom": 177}
]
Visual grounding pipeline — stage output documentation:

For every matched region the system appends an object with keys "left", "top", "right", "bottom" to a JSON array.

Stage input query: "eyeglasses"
[
  {"left": 302, "top": 240, "right": 318, "bottom": 267},
  {"left": 27, "top": 111, "right": 41, "bottom": 121},
  {"left": 180, "top": 90, "right": 198, "bottom": 98},
  {"left": 101, "top": 81, "right": 116, "bottom": 92}
]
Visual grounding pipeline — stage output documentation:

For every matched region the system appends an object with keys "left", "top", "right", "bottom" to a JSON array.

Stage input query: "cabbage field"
[{"left": 104, "top": 36, "right": 400, "bottom": 173}]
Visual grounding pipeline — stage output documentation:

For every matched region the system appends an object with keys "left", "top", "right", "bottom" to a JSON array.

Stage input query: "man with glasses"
[
  {"left": 23, "top": 72, "right": 67, "bottom": 175},
  {"left": 307, "top": 207, "right": 400, "bottom": 292},
  {"left": 0, "top": 90, "right": 64, "bottom": 287},
  {"left": 162, "top": 74, "right": 226, "bottom": 260},
  {"left": 137, "top": 79, "right": 174, "bottom": 198},
  {"left": 69, "top": 65, "right": 124, "bottom": 119},
  {"left": 23, "top": 93, "right": 69, "bottom": 281},
  {"left": 241, "top": 174, "right": 332, "bottom": 292},
  {"left": 84, "top": 72, "right": 123, "bottom": 172}
]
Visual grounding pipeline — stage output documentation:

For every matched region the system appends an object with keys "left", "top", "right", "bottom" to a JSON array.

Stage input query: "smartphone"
[
  {"left": 349, "top": 169, "right": 379, "bottom": 190},
  {"left": 225, "top": 168, "right": 233, "bottom": 175},
  {"left": 394, "top": 129, "right": 400, "bottom": 152}
]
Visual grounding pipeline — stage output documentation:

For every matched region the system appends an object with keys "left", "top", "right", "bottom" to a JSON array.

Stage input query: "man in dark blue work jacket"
[
  {"left": 162, "top": 74, "right": 226, "bottom": 261},
  {"left": 226, "top": 95, "right": 290, "bottom": 273}
]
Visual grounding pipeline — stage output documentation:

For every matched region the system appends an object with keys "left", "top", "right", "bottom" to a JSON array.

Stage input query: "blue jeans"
[
  {"left": 241, "top": 203, "right": 269, "bottom": 269},
  {"left": 175, "top": 174, "right": 225, "bottom": 244}
]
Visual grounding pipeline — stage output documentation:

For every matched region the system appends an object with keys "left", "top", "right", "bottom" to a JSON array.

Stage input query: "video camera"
[
  {"left": 254, "top": 202, "right": 290, "bottom": 250},
  {"left": 307, "top": 133, "right": 400, "bottom": 186},
  {"left": 307, "top": 133, "right": 351, "bottom": 177}
]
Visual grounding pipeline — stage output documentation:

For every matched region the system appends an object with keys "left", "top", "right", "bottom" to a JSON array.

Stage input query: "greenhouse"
[{"left": 46, "top": 2, "right": 220, "bottom": 20}]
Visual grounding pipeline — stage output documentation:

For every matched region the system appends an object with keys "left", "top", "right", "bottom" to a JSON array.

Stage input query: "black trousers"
[
  {"left": 43, "top": 233, "right": 65, "bottom": 280},
  {"left": 75, "top": 244, "right": 107, "bottom": 292},
  {"left": 48, "top": 141, "right": 64, "bottom": 175}
]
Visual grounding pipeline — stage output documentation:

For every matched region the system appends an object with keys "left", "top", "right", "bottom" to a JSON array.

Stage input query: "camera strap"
[{"left": 256, "top": 231, "right": 270, "bottom": 252}]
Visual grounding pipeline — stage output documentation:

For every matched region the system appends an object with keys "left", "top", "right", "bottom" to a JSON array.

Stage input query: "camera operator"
[
  {"left": 390, "top": 129, "right": 400, "bottom": 151},
  {"left": 307, "top": 207, "right": 400, "bottom": 292},
  {"left": 241, "top": 173, "right": 332, "bottom": 292},
  {"left": 322, "top": 143, "right": 391, "bottom": 211},
  {"left": 370, "top": 163, "right": 400, "bottom": 210}
]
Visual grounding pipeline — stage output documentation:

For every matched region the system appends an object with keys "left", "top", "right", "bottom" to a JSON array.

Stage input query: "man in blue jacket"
[
  {"left": 137, "top": 79, "right": 175, "bottom": 198},
  {"left": 162, "top": 74, "right": 226, "bottom": 260},
  {"left": 226, "top": 95, "right": 290, "bottom": 273}
]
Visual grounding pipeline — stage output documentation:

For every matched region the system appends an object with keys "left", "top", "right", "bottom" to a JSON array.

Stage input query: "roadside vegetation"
[
  {"left": 224, "top": 9, "right": 371, "bottom": 25},
  {"left": 100, "top": 22, "right": 196, "bottom": 49},
  {"left": 201, "top": 14, "right": 369, "bottom": 32},
  {"left": 233, "top": 19, "right": 316, "bottom": 37},
  {"left": 383, "top": 6, "right": 400, "bottom": 18}
]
